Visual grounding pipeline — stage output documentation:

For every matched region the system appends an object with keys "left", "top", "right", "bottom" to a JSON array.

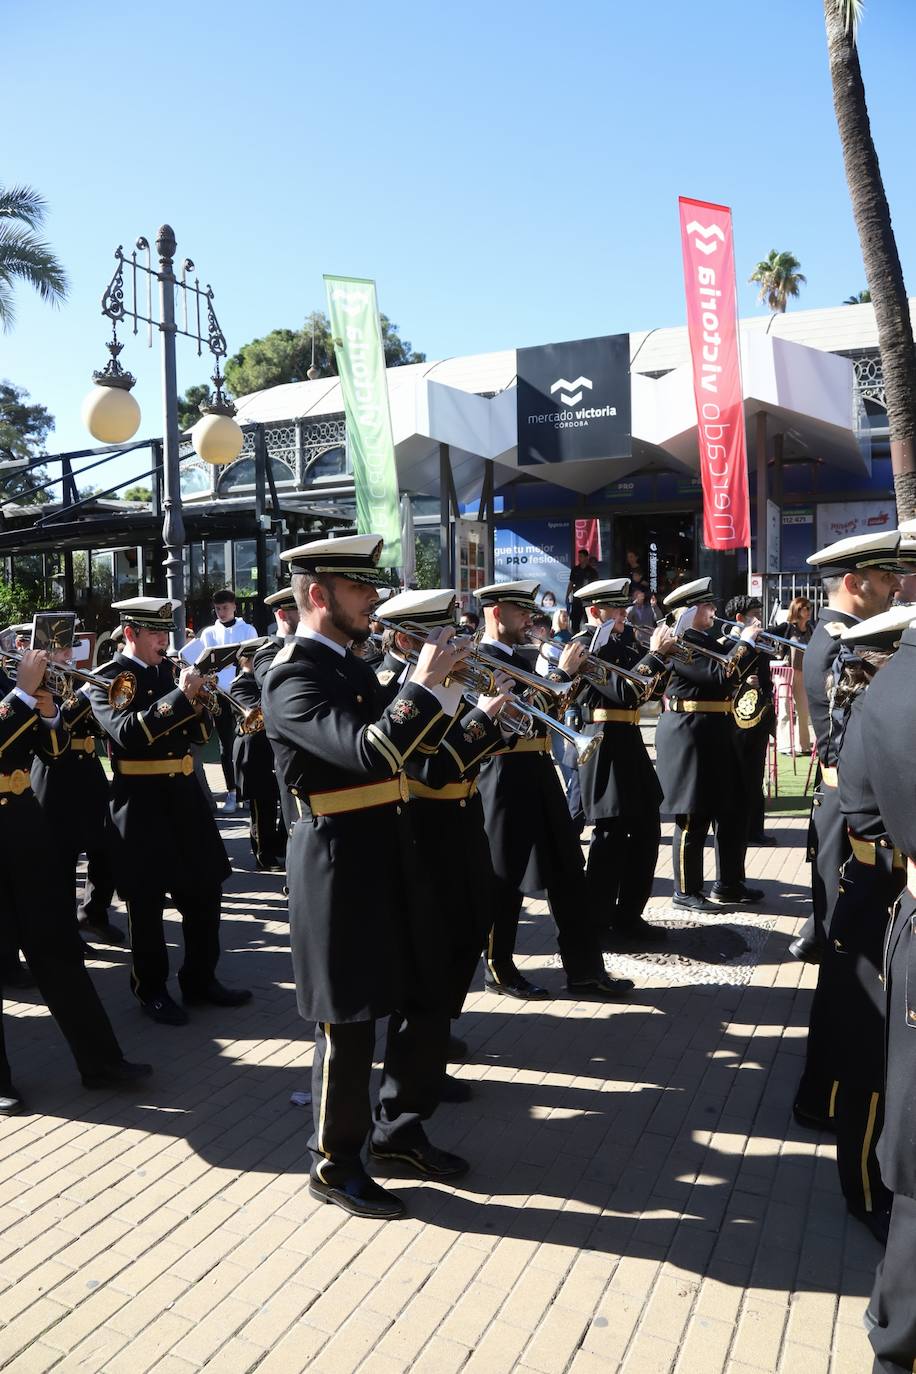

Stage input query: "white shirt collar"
[
  {"left": 479, "top": 635, "right": 513, "bottom": 658},
  {"left": 295, "top": 625, "right": 347, "bottom": 658}
]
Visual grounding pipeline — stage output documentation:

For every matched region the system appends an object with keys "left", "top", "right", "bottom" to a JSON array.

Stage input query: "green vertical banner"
[{"left": 324, "top": 275, "right": 401, "bottom": 566}]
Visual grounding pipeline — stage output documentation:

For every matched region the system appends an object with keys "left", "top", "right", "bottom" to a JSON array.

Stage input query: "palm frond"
[
  {"left": 0, "top": 277, "right": 17, "bottom": 332},
  {"left": 0, "top": 184, "right": 48, "bottom": 230},
  {"left": 836, "top": 0, "right": 864, "bottom": 38},
  {"left": 0, "top": 228, "right": 69, "bottom": 304}
]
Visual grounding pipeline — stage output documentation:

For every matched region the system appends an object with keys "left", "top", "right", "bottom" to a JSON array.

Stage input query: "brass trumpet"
[
  {"left": 373, "top": 619, "right": 499, "bottom": 694},
  {"left": 715, "top": 618, "right": 807, "bottom": 656},
  {"left": 375, "top": 621, "right": 598, "bottom": 765},
  {"left": 0, "top": 649, "right": 136, "bottom": 710},
  {"left": 633, "top": 625, "right": 737, "bottom": 673},
  {"left": 534, "top": 634, "right": 662, "bottom": 698},
  {"left": 164, "top": 656, "right": 264, "bottom": 733}
]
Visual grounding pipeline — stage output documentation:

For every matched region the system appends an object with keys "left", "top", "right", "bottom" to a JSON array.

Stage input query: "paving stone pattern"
[{"left": 0, "top": 768, "right": 878, "bottom": 1372}]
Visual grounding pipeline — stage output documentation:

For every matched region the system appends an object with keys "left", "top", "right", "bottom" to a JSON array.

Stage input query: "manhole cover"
[{"left": 585, "top": 907, "right": 776, "bottom": 986}]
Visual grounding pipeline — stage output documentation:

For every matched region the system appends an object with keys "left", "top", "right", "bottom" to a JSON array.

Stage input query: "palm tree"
[
  {"left": 748, "top": 250, "right": 807, "bottom": 313},
  {"left": 0, "top": 184, "right": 69, "bottom": 331},
  {"left": 843, "top": 289, "right": 872, "bottom": 304},
  {"left": 824, "top": 0, "right": 916, "bottom": 518}
]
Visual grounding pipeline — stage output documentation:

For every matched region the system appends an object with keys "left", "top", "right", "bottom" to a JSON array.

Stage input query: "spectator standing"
[
  {"left": 626, "top": 588, "right": 656, "bottom": 630},
  {"left": 551, "top": 608, "right": 572, "bottom": 643},
  {"left": 196, "top": 590, "right": 256, "bottom": 815},
  {"left": 776, "top": 596, "right": 813, "bottom": 756},
  {"left": 566, "top": 550, "right": 598, "bottom": 632}
]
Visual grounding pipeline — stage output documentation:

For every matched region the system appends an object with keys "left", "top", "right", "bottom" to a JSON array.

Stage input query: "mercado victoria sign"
[{"left": 516, "top": 334, "right": 632, "bottom": 466}]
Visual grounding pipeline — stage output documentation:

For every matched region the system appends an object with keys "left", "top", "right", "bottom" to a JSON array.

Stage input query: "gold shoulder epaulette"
[
  {"left": 825, "top": 622, "right": 846, "bottom": 638},
  {"left": 271, "top": 643, "right": 297, "bottom": 668},
  {"left": 377, "top": 669, "right": 395, "bottom": 685}
]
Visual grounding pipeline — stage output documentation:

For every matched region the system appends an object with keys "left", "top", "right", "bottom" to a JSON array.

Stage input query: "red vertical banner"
[
  {"left": 678, "top": 197, "right": 751, "bottom": 550},
  {"left": 574, "top": 518, "right": 600, "bottom": 565}
]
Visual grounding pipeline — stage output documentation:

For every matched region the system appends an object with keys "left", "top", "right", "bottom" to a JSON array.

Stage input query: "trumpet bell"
[{"left": 108, "top": 671, "right": 136, "bottom": 710}]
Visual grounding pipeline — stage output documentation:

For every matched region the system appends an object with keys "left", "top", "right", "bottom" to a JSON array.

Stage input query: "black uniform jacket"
[
  {"left": 804, "top": 609, "right": 859, "bottom": 766},
  {"left": 0, "top": 673, "right": 70, "bottom": 905},
  {"left": 857, "top": 629, "right": 916, "bottom": 1197},
  {"left": 86, "top": 653, "right": 231, "bottom": 900},
  {"left": 389, "top": 664, "right": 506, "bottom": 1016},
  {"left": 229, "top": 673, "right": 276, "bottom": 802},
  {"left": 806, "top": 691, "right": 903, "bottom": 1092},
  {"left": 655, "top": 632, "right": 755, "bottom": 815},
  {"left": 31, "top": 688, "right": 110, "bottom": 855},
  {"left": 252, "top": 634, "right": 293, "bottom": 691},
  {"left": 575, "top": 634, "right": 670, "bottom": 823},
  {"left": 261, "top": 636, "right": 446, "bottom": 1024},
  {"left": 476, "top": 644, "right": 579, "bottom": 894}
]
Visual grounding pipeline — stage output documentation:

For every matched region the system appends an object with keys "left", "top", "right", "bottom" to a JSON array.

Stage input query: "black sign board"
[{"left": 516, "top": 333, "right": 632, "bottom": 466}]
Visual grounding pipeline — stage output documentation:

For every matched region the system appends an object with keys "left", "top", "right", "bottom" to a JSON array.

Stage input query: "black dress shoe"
[
  {"left": 180, "top": 981, "right": 253, "bottom": 1008},
  {"left": 141, "top": 992, "right": 189, "bottom": 1026},
  {"left": 78, "top": 918, "right": 125, "bottom": 945},
  {"left": 309, "top": 1175, "right": 406, "bottom": 1220},
  {"left": 749, "top": 833, "right": 778, "bottom": 847},
  {"left": 793, "top": 1103, "right": 835, "bottom": 1133},
  {"left": 0, "top": 1089, "right": 23, "bottom": 1116},
  {"left": 447, "top": 1034, "right": 468, "bottom": 1061},
  {"left": 709, "top": 884, "right": 764, "bottom": 906},
  {"left": 369, "top": 1140, "right": 470, "bottom": 1179},
  {"left": 567, "top": 973, "right": 635, "bottom": 998},
  {"left": 788, "top": 936, "right": 822, "bottom": 964},
  {"left": 484, "top": 975, "right": 549, "bottom": 1000},
  {"left": 439, "top": 1074, "right": 473, "bottom": 1103},
  {"left": 672, "top": 891, "right": 716, "bottom": 913},
  {"left": 82, "top": 1060, "right": 154, "bottom": 1090}
]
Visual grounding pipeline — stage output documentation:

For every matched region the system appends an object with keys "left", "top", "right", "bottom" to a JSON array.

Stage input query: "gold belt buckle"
[
  {"left": 181, "top": 755, "right": 194, "bottom": 776},
  {"left": 9, "top": 769, "right": 29, "bottom": 796},
  {"left": 398, "top": 773, "right": 410, "bottom": 803}
]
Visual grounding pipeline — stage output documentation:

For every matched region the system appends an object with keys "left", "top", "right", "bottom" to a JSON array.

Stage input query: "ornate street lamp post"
[{"left": 81, "top": 225, "right": 243, "bottom": 645}]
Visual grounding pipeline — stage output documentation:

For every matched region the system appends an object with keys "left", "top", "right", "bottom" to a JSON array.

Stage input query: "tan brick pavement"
[{"left": 0, "top": 765, "right": 880, "bottom": 1372}]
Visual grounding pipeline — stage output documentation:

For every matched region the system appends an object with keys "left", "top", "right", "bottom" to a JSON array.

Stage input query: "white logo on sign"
[
  {"left": 685, "top": 221, "right": 725, "bottom": 256},
  {"left": 330, "top": 286, "right": 372, "bottom": 316},
  {"left": 550, "top": 376, "right": 593, "bottom": 408}
]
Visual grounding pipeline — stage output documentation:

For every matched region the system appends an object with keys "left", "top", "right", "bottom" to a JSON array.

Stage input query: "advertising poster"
[
  {"left": 816, "top": 500, "right": 896, "bottom": 547},
  {"left": 494, "top": 519, "right": 571, "bottom": 611},
  {"left": 516, "top": 335, "right": 632, "bottom": 467}
]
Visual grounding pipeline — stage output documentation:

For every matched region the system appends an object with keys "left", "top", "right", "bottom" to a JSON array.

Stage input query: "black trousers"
[
  {"left": 79, "top": 846, "right": 117, "bottom": 923},
  {"left": 587, "top": 816, "right": 661, "bottom": 931},
  {"left": 833, "top": 1080, "right": 893, "bottom": 1222},
  {"left": 672, "top": 812, "right": 745, "bottom": 896},
  {"left": 213, "top": 706, "right": 236, "bottom": 792},
  {"left": 734, "top": 724, "right": 770, "bottom": 840},
  {"left": 487, "top": 873, "right": 603, "bottom": 983},
  {"left": 308, "top": 1011, "right": 449, "bottom": 1185},
  {"left": 0, "top": 871, "right": 124, "bottom": 1089},
  {"left": 869, "top": 1193, "right": 916, "bottom": 1371},
  {"left": 249, "top": 796, "right": 286, "bottom": 867},
  {"left": 808, "top": 783, "right": 850, "bottom": 944},
  {"left": 124, "top": 885, "right": 221, "bottom": 1003}
]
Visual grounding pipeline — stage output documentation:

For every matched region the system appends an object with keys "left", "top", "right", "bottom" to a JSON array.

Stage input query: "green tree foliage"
[
  {"left": 0, "top": 380, "right": 53, "bottom": 504},
  {"left": 414, "top": 535, "right": 441, "bottom": 589},
  {"left": 748, "top": 250, "right": 807, "bottom": 312},
  {"left": 843, "top": 289, "right": 871, "bottom": 304},
  {"left": 122, "top": 485, "right": 153, "bottom": 502},
  {"left": 223, "top": 309, "right": 426, "bottom": 398},
  {"left": 0, "top": 580, "right": 47, "bottom": 625},
  {"left": 177, "top": 382, "right": 213, "bottom": 432},
  {"left": 0, "top": 184, "right": 69, "bottom": 330}
]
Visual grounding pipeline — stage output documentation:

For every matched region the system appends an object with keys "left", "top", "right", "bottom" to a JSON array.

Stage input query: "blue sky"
[{"left": 3, "top": 0, "right": 916, "bottom": 490}]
